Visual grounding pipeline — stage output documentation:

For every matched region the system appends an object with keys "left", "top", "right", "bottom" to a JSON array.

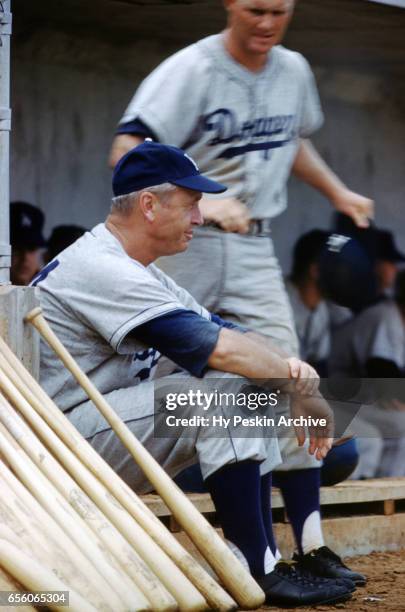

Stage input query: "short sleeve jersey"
[
  {"left": 119, "top": 34, "right": 323, "bottom": 219},
  {"left": 285, "top": 280, "right": 330, "bottom": 363},
  {"left": 329, "top": 300, "right": 405, "bottom": 377},
  {"left": 33, "top": 224, "right": 211, "bottom": 411}
]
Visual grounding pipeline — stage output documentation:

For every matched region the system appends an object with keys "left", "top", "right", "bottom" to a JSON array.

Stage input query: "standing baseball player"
[
  {"left": 109, "top": 0, "right": 370, "bottom": 584},
  {"left": 33, "top": 142, "right": 353, "bottom": 606}
]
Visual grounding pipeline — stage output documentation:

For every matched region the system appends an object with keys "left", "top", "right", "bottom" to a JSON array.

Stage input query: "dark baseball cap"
[
  {"left": 291, "top": 229, "right": 330, "bottom": 280},
  {"left": 47, "top": 224, "right": 87, "bottom": 261},
  {"left": 375, "top": 229, "right": 405, "bottom": 263},
  {"left": 334, "top": 214, "right": 405, "bottom": 264},
  {"left": 319, "top": 234, "right": 378, "bottom": 312},
  {"left": 10, "top": 201, "right": 46, "bottom": 249},
  {"left": 112, "top": 141, "right": 227, "bottom": 196}
]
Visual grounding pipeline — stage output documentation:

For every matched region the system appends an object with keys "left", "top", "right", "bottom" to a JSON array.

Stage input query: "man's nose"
[
  {"left": 192, "top": 205, "right": 204, "bottom": 226},
  {"left": 257, "top": 13, "right": 275, "bottom": 31}
]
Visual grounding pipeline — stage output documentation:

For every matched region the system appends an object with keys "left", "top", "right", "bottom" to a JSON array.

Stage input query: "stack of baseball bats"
[{"left": 0, "top": 307, "right": 265, "bottom": 611}]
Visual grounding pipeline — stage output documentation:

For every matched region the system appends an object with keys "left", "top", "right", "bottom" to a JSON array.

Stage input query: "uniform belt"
[{"left": 204, "top": 218, "right": 272, "bottom": 236}]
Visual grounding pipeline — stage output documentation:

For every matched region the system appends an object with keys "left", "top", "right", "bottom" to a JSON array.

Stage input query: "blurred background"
[{"left": 9, "top": 0, "right": 405, "bottom": 272}]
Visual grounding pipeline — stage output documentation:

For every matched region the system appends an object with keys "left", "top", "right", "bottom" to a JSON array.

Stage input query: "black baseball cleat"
[
  {"left": 294, "top": 546, "right": 367, "bottom": 586},
  {"left": 254, "top": 561, "right": 353, "bottom": 607},
  {"left": 292, "top": 561, "right": 356, "bottom": 593}
]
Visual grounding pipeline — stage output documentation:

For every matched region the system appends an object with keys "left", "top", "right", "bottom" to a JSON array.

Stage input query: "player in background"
[
  {"left": 109, "top": 0, "right": 370, "bottom": 584},
  {"left": 10, "top": 201, "right": 47, "bottom": 286}
]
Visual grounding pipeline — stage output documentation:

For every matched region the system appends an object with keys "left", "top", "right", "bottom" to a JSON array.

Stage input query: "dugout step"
[
  {"left": 142, "top": 478, "right": 405, "bottom": 559},
  {"left": 142, "top": 477, "right": 405, "bottom": 522}
]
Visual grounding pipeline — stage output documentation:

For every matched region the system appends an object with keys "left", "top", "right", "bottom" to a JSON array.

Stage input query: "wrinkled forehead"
[{"left": 236, "top": 0, "right": 295, "bottom": 9}]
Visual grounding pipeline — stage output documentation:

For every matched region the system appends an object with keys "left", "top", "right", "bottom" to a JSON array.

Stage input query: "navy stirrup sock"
[
  {"left": 205, "top": 460, "right": 275, "bottom": 576},
  {"left": 260, "top": 471, "right": 278, "bottom": 556},
  {"left": 272, "top": 467, "right": 324, "bottom": 555}
]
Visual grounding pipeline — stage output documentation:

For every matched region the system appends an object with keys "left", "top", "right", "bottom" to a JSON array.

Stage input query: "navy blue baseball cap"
[
  {"left": 10, "top": 201, "right": 46, "bottom": 249},
  {"left": 113, "top": 141, "right": 227, "bottom": 196},
  {"left": 319, "top": 234, "right": 378, "bottom": 312}
]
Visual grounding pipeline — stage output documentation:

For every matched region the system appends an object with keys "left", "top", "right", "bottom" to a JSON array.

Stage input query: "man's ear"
[
  {"left": 139, "top": 191, "right": 157, "bottom": 222},
  {"left": 223, "top": 0, "right": 235, "bottom": 12}
]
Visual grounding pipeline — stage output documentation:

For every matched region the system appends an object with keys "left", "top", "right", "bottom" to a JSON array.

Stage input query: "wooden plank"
[
  {"left": 143, "top": 490, "right": 284, "bottom": 516},
  {"left": 319, "top": 478, "right": 405, "bottom": 505},
  {"left": 383, "top": 499, "right": 396, "bottom": 515},
  {"left": 143, "top": 492, "right": 217, "bottom": 517},
  {"left": 142, "top": 477, "right": 405, "bottom": 518}
]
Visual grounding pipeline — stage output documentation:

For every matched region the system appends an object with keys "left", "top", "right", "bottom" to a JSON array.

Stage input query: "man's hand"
[
  {"left": 109, "top": 134, "right": 145, "bottom": 168},
  {"left": 290, "top": 393, "right": 334, "bottom": 461},
  {"left": 199, "top": 197, "right": 251, "bottom": 234},
  {"left": 380, "top": 398, "right": 405, "bottom": 412},
  {"left": 332, "top": 188, "right": 374, "bottom": 228},
  {"left": 292, "top": 140, "right": 374, "bottom": 229},
  {"left": 285, "top": 357, "right": 319, "bottom": 395},
  {"left": 283, "top": 358, "right": 332, "bottom": 459}
]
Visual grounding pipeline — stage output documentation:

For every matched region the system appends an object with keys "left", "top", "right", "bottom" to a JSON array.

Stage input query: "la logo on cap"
[
  {"left": 184, "top": 153, "right": 199, "bottom": 172},
  {"left": 21, "top": 214, "right": 32, "bottom": 228},
  {"left": 327, "top": 234, "right": 350, "bottom": 253}
]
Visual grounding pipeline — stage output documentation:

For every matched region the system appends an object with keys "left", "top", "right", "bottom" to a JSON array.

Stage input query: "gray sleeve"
[
  {"left": 119, "top": 45, "right": 208, "bottom": 147},
  {"left": 369, "top": 315, "right": 404, "bottom": 367},
  {"left": 148, "top": 264, "right": 211, "bottom": 319},
  {"left": 60, "top": 258, "right": 194, "bottom": 354},
  {"left": 295, "top": 53, "right": 324, "bottom": 137}
]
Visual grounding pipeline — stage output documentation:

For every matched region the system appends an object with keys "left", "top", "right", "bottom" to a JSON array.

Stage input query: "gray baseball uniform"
[
  {"left": 285, "top": 279, "right": 330, "bottom": 365},
  {"left": 33, "top": 223, "right": 281, "bottom": 491},
  {"left": 329, "top": 299, "right": 405, "bottom": 478},
  {"left": 329, "top": 300, "right": 405, "bottom": 378},
  {"left": 117, "top": 34, "right": 323, "bottom": 469}
]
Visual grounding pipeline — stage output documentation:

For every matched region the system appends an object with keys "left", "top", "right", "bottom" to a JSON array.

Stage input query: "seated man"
[
  {"left": 286, "top": 230, "right": 331, "bottom": 376},
  {"left": 33, "top": 142, "right": 352, "bottom": 607},
  {"left": 329, "top": 269, "right": 405, "bottom": 478},
  {"left": 10, "top": 201, "right": 47, "bottom": 285}
]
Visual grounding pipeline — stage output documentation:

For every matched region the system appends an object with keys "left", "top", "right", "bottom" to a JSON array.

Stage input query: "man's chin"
[
  {"left": 168, "top": 242, "right": 189, "bottom": 256},
  {"left": 250, "top": 38, "right": 278, "bottom": 55}
]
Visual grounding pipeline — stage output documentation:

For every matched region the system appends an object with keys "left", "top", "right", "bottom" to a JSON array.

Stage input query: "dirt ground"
[{"left": 261, "top": 550, "right": 405, "bottom": 611}]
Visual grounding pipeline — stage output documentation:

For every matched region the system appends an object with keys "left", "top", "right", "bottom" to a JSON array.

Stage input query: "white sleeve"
[
  {"left": 119, "top": 45, "right": 209, "bottom": 147},
  {"left": 294, "top": 53, "right": 324, "bottom": 137}
]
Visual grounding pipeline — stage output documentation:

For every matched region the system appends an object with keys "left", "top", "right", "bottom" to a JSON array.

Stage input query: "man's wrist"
[{"left": 329, "top": 184, "right": 350, "bottom": 209}]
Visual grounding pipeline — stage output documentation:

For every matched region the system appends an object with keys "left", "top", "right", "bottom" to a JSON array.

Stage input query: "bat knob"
[{"left": 24, "top": 307, "right": 43, "bottom": 324}]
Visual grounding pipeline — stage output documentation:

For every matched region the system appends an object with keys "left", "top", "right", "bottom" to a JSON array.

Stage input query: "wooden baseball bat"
[
  {"left": 0, "top": 378, "right": 198, "bottom": 612},
  {"left": 0, "top": 404, "right": 177, "bottom": 612},
  {"left": 0, "top": 391, "right": 163, "bottom": 612},
  {"left": 0, "top": 564, "right": 37, "bottom": 612},
  {"left": 0, "top": 420, "right": 131, "bottom": 611},
  {"left": 0, "top": 473, "right": 63, "bottom": 570},
  {"left": 0, "top": 459, "right": 116, "bottom": 611},
  {"left": 0, "top": 334, "right": 239, "bottom": 611},
  {"left": 0, "top": 471, "right": 115, "bottom": 611},
  {"left": 25, "top": 307, "right": 265, "bottom": 609},
  {"left": 0, "top": 536, "right": 97, "bottom": 612}
]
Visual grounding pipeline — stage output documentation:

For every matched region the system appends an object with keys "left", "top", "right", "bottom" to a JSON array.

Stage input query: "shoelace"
[
  {"left": 293, "top": 563, "right": 339, "bottom": 585},
  {"left": 275, "top": 562, "right": 320, "bottom": 587}
]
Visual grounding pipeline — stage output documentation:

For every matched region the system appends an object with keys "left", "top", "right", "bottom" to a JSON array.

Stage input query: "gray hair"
[{"left": 111, "top": 183, "right": 177, "bottom": 215}]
